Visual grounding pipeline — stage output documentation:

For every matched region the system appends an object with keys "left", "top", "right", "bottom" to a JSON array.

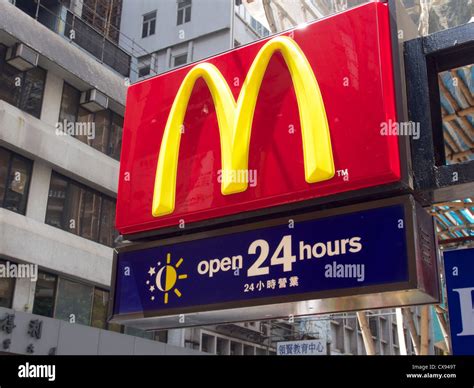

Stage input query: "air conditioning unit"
[
  {"left": 6, "top": 43, "right": 39, "bottom": 71},
  {"left": 80, "top": 89, "right": 109, "bottom": 112}
]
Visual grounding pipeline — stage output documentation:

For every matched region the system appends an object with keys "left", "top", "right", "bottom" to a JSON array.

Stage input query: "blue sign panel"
[
  {"left": 444, "top": 248, "right": 474, "bottom": 355},
  {"left": 113, "top": 204, "right": 409, "bottom": 317}
]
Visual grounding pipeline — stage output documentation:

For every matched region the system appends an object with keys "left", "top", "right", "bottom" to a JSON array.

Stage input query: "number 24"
[{"left": 247, "top": 235, "right": 296, "bottom": 277}]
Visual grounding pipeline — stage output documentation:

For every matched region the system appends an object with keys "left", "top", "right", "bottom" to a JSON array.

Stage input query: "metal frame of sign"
[
  {"left": 108, "top": 195, "right": 439, "bottom": 330},
  {"left": 442, "top": 247, "right": 474, "bottom": 355},
  {"left": 405, "top": 22, "right": 474, "bottom": 205},
  {"left": 121, "top": 0, "right": 416, "bottom": 242}
]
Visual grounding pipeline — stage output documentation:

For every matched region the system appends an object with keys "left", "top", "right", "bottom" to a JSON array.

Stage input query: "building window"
[
  {"left": 55, "top": 278, "right": 94, "bottom": 325},
  {"left": 230, "top": 341, "right": 242, "bottom": 355},
  {"left": 216, "top": 337, "right": 229, "bottom": 355},
  {"left": 177, "top": 0, "right": 192, "bottom": 25},
  {"left": 333, "top": 319, "right": 344, "bottom": 352},
  {"left": 32, "top": 271, "right": 57, "bottom": 317},
  {"left": 142, "top": 10, "right": 157, "bottom": 38},
  {"left": 98, "top": 197, "right": 117, "bottom": 247},
  {"left": 78, "top": 188, "right": 102, "bottom": 241},
  {"left": 172, "top": 53, "right": 188, "bottom": 68},
  {"left": 58, "top": 82, "right": 81, "bottom": 124},
  {"left": 32, "top": 269, "right": 120, "bottom": 332},
  {"left": 138, "top": 54, "right": 152, "bottom": 78},
  {"left": 90, "top": 110, "right": 111, "bottom": 156},
  {"left": 250, "top": 16, "right": 270, "bottom": 38},
  {"left": 244, "top": 345, "right": 254, "bottom": 355},
  {"left": 124, "top": 326, "right": 154, "bottom": 340},
  {"left": 45, "top": 172, "right": 119, "bottom": 247},
  {"left": 154, "top": 330, "right": 168, "bottom": 343},
  {"left": 201, "top": 333, "right": 215, "bottom": 353},
  {"left": 91, "top": 288, "right": 109, "bottom": 329},
  {"left": 58, "top": 83, "right": 124, "bottom": 161},
  {"left": 0, "top": 259, "right": 15, "bottom": 308},
  {"left": 0, "top": 44, "right": 46, "bottom": 118},
  {"left": 392, "top": 324, "right": 401, "bottom": 347},
  {"left": 0, "top": 147, "right": 33, "bottom": 215},
  {"left": 369, "top": 317, "right": 378, "bottom": 338},
  {"left": 109, "top": 113, "right": 123, "bottom": 160}
]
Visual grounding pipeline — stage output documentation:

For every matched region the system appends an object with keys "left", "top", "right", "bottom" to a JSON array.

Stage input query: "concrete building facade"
[
  {"left": 0, "top": 0, "right": 434, "bottom": 356},
  {"left": 119, "top": 0, "right": 268, "bottom": 80},
  {"left": 0, "top": 0, "right": 203, "bottom": 355}
]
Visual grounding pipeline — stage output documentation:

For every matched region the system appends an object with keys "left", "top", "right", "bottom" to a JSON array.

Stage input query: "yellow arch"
[{"left": 152, "top": 36, "right": 334, "bottom": 217}]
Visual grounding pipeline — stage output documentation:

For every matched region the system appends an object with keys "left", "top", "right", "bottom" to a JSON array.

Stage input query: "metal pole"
[
  {"left": 101, "top": 35, "right": 105, "bottom": 63},
  {"left": 230, "top": 0, "right": 234, "bottom": 48},
  {"left": 357, "top": 311, "right": 376, "bottom": 355},
  {"left": 35, "top": 0, "right": 41, "bottom": 20},
  {"left": 434, "top": 305, "right": 452, "bottom": 354},
  {"left": 420, "top": 305, "right": 430, "bottom": 355},
  {"left": 396, "top": 308, "right": 408, "bottom": 355},
  {"left": 402, "top": 307, "right": 420, "bottom": 355},
  {"left": 262, "top": 0, "right": 278, "bottom": 33}
]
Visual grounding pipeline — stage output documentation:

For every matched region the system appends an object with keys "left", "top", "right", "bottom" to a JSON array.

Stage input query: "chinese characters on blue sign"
[
  {"left": 113, "top": 204, "right": 409, "bottom": 317},
  {"left": 277, "top": 340, "right": 326, "bottom": 356},
  {"left": 444, "top": 248, "right": 474, "bottom": 355}
]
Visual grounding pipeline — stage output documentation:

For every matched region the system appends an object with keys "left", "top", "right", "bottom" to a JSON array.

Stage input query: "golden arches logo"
[{"left": 152, "top": 35, "right": 335, "bottom": 217}]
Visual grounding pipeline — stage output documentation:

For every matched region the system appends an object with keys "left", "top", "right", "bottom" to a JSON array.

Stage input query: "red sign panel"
[{"left": 117, "top": 2, "right": 400, "bottom": 236}]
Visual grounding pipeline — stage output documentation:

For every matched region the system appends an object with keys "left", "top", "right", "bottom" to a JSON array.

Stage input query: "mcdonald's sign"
[{"left": 117, "top": 2, "right": 403, "bottom": 237}]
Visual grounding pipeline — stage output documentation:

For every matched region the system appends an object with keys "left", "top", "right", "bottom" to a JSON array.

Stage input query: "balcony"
[{"left": 12, "top": 0, "right": 131, "bottom": 77}]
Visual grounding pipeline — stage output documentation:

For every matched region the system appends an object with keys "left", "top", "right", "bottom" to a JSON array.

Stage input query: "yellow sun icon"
[{"left": 148, "top": 253, "right": 187, "bottom": 304}]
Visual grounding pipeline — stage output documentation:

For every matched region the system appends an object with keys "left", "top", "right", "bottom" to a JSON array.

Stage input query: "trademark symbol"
[{"left": 337, "top": 169, "right": 348, "bottom": 177}]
